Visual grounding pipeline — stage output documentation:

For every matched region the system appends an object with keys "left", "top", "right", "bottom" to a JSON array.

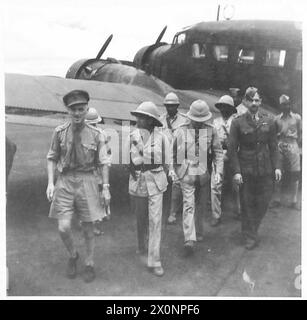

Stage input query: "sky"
[{"left": 0, "top": 0, "right": 305, "bottom": 77}]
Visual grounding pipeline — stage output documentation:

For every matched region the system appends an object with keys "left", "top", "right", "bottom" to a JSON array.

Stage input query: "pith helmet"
[
  {"left": 85, "top": 107, "right": 102, "bottom": 124},
  {"left": 131, "top": 101, "right": 163, "bottom": 127},
  {"left": 279, "top": 94, "right": 290, "bottom": 105},
  {"left": 63, "top": 90, "right": 90, "bottom": 108},
  {"left": 187, "top": 99, "right": 212, "bottom": 122},
  {"left": 215, "top": 95, "right": 236, "bottom": 113},
  {"left": 164, "top": 92, "right": 180, "bottom": 105}
]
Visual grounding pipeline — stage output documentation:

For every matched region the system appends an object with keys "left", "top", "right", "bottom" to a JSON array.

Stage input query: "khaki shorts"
[{"left": 49, "top": 172, "right": 105, "bottom": 222}]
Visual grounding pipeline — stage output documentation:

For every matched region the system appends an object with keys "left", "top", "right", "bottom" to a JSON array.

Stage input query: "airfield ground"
[{"left": 6, "top": 123, "right": 301, "bottom": 297}]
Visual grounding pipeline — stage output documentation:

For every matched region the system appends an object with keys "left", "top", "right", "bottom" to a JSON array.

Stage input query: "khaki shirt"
[
  {"left": 129, "top": 128, "right": 168, "bottom": 197},
  {"left": 47, "top": 122, "right": 111, "bottom": 173},
  {"left": 275, "top": 112, "right": 302, "bottom": 144},
  {"left": 160, "top": 111, "right": 188, "bottom": 143},
  {"left": 172, "top": 121, "right": 224, "bottom": 182}
]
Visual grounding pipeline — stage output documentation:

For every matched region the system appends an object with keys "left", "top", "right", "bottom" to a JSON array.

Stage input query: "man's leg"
[
  {"left": 133, "top": 195, "right": 149, "bottom": 254},
  {"left": 240, "top": 175, "right": 258, "bottom": 246},
  {"left": 167, "top": 181, "right": 182, "bottom": 224},
  {"left": 81, "top": 222, "right": 95, "bottom": 267},
  {"left": 211, "top": 169, "right": 222, "bottom": 224},
  {"left": 58, "top": 217, "right": 79, "bottom": 279},
  {"left": 148, "top": 193, "right": 164, "bottom": 276},
  {"left": 180, "top": 178, "right": 196, "bottom": 252},
  {"left": 58, "top": 217, "right": 77, "bottom": 258}
]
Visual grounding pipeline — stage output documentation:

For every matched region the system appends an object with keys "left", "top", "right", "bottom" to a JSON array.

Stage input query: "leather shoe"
[
  {"left": 82, "top": 265, "right": 96, "bottom": 283},
  {"left": 245, "top": 239, "right": 258, "bottom": 250},
  {"left": 66, "top": 252, "right": 79, "bottom": 279},
  {"left": 184, "top": 240, "right": 194, "bottom": 256},
  {"left": 152, "top": 266, "right": 164, "bottom": 277},
  {"left": 210, "top": 217, "right": 221, "bottom": 227},
  {"left": 167, "top": 215, "right": 177, "bottom": 224}
]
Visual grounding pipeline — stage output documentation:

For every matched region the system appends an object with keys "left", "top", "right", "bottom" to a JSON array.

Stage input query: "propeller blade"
[
  {"left": 155, "top": 26, "right": 167, "bottom": 44},
  {"left": 96, "top": 34, "right": 113, "bottom": 60}
]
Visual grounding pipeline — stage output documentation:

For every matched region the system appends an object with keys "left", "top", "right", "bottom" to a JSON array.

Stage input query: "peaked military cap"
[{"left": 63, "top": 90, "right": 90, "bottom": 108}]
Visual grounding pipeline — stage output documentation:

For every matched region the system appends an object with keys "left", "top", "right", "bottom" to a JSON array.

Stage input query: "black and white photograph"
[{"left": 1, "top": 0, "right": 304, "bottom": 299}]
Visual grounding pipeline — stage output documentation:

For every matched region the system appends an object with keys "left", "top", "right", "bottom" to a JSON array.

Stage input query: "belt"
[
  {"left": 241, "top": 142, "right": 268, "bottom": 150},
  {"left": 134, "top": 164, "right": 162, "bottom": 172},
  {"left": 61, "top": 169, "right": 94, "bottom": 175}
]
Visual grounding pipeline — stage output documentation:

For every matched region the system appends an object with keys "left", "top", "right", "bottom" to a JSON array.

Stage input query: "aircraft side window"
[
  {"left": 177, "top": 33, "right": 186, "bottom": 45},
  {"left": 264, "top": 49, "right": 286, "bottom": 67},
  {"left": 237, "top": 48, "right": 255, "bottom": 64},
  {"left": 213, "top": 45, "right": 228, "bottom": 62},
  {"left": 295, "top": 52, "right": 302, "bottom": 71},
  {"left": 192, "top": 43, "right": 206, "bottom": 58}
]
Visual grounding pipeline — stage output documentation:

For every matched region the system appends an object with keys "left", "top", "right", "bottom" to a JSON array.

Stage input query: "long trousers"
[
  {"left": 130, "top": 194, "right": 163, "bottom": 267},
  {"left": 240, "top": 175, "right": 273, "bottom": 241}
]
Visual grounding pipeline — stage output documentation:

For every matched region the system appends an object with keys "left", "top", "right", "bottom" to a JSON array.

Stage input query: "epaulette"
[
  {"left": 232, "top": 113, "right": 239, "bottom": 119},
  {"left": 55, "top": 121, "right": 70, "bottom": 132},
  {"left": 204, "top": 122, "right": 215, "bottom": 128}
]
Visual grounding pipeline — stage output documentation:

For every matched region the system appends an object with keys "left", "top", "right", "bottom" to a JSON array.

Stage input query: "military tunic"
[
  {"left": 228, "top": 111, "right": 281, "bottom": 241},
  {"left": 128, "top": 128, "right": 168, "bottom": 268},
  {"left": 172, "top": 121, "right": 223, "bottom": 240}
]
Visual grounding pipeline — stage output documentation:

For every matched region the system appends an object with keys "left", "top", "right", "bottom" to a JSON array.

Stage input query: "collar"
[
  {"left": 247, "top": 110, "right": 259, "bottom": 121},
  {"left": 281, "top": 111, "right": 294, "bottom": 119}
]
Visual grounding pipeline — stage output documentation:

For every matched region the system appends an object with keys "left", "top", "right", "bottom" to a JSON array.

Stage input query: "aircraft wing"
[
  {"left": 5, "top": 73, "right": 169, "bottom": 124},
  {"left": 5, "top": 73, "right": 222, "bottom": 127}
]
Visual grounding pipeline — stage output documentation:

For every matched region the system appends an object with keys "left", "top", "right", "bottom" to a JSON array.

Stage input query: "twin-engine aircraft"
[{"left": 6, "top": 19, "right": 301, "bottom": 177}]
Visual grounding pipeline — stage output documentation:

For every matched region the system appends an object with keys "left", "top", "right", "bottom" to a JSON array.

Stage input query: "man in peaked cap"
[
  {"left": 160, "top": 92, "right": 187, "bottom": 225},
  {"left": 170, "top": 99, "right": 223, "bottom": 252},
  {"left": 129, "top": 101, "right": 169, "bottom": 277},
  {"left": 211, "top": 95, "right": 240, "bottom": 226},
  {"left": 46, "top": 90, "right": 111, "bottom": 282},
  {"left": 271, "top": 94, "right": 301, "bottom": 210},
  {"left": 228, "top": 87, "right": 282, "bottom": 250}
]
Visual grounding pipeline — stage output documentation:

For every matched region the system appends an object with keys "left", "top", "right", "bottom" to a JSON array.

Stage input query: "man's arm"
[
  {"left": 46, "top": 159, "right": 56, "bottom": 202},
  {"left": 228, "top": 119, "right": 241, "bottom": 175},
  {"left": 211, "top": 127, "right": 224, "bottom": 176}
]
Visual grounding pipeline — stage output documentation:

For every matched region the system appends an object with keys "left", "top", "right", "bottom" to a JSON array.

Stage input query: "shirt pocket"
[{"left": 82, "top": 143, "right": 97, "bottom": 163}]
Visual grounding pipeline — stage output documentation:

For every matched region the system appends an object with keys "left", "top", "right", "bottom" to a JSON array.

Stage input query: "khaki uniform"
[
  {"left": 160, "top": 111, "right": 187, "bottom": 218},
  {"left": 129, "top": 128, "right": 168, "bottom": 268},
  {"left": 228, "top": 111, "right": 281, "bottom": 241},
  {"left": 273, "top": 112, "right": 301, "bottom": 204},
  {"left": 47, "top": 122, "right": 111, "bottom": 222},
  {"left": 211, "top": 114, "right": 238, "bottom": 219},
  {"left": 172, "top": 121, "right": 223, "bottom": 240}
]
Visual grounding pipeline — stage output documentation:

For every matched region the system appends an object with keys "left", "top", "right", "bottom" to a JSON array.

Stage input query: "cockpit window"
[
  {"left": 192, "top": 43, "right": 206, "bottom": 58},
  {"left": 237, "top": 48, "right": 255, "bottom": 64},
  {"left": 213, "top": 45, "right": 228, "bottom": 62},
  {"left": 174, "top": 33, "right": 186, "bottom": 45},
  {"left": 295, "top": 52, "right": 302, "bottom": 71},
  {"left": 264, "top": 49, "right": 286, "bottom": 67}
]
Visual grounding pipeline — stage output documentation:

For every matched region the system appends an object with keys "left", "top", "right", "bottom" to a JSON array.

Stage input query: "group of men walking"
[{"left": 46, "top": 86, "right": 301, "bottom": 282}]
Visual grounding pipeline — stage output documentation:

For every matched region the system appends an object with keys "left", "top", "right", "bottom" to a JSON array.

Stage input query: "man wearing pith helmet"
[
  {"left": 211, "top": 95, "right": 240, "bottom": 225},
  {"left": 170, "top": 99, "right": 223, "bottom": 254},
  {"left": 228, "top": 87, "right": 282, "bottom": 250},
  {"left": 46, "top": 90, "right": 111, "bottom": 283},
  {"left": 129, "top": 101, "right": 168, "bottom": 277},
  {"left": 85, "top": 107, "right": 112, "bottom": 235},
  {"left": 271, "top": 94, "right": 301, "bottom": 210},
  {"left": 160, "top": 92, "right": 186, "bottom": 225}
]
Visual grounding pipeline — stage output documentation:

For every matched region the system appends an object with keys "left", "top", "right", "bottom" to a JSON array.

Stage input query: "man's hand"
[
  {"left": 233, "top": 173, "right": 243, "bottom": 185},
  {"left": 168, "top": 169, "right": 178, "bottom": 182},
  {"left": 214, "top": 173, "right": 222, "bottom": 184},
  {"left": 101, "top": 185, "right": 111, "bottom": 207},
  {"left": 275, "top": 169, "right": 282, "bottom": 182},
  {"left": 46, "top": 183, "right": 55, "bottom": 202}
]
